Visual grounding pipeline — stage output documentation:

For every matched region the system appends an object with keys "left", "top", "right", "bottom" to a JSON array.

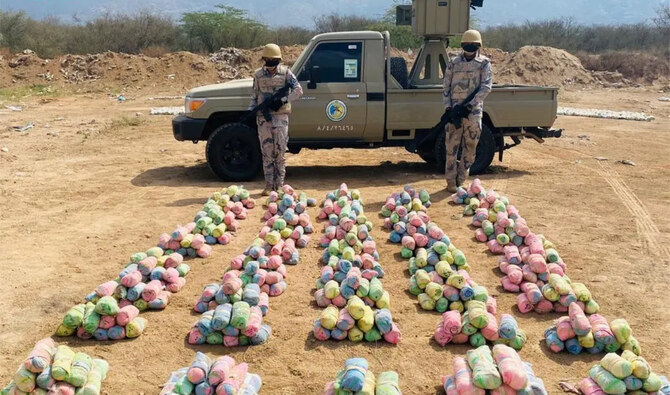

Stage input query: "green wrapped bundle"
[
  {"left": 621, "top": 350, "right": 650, "bottom": 379},
  {"left": 461, "top": 313, "right": 477, "bottom": 335},
  {"left": 356, "top": 278, "right": 370, "bottom": 298},
  {"left": 134, "top": 299, "right": 149, "bottom": 312},
  {"left": 375, "top": 371, "right": 401, "bottom": 395},
  {"left": 585, "top": 299, "right": 600, "bottom": 314},
  {"left": 506, "top": 330, "right": 527, "bottom": 350},
  {"left": 364, "top": 327, "right": 382, "bottom": 342},
  {"left": 414, "top": 270, "right": 431, "bottom": 289},
  {"left": 52, "top": 345, "right": 76, "bottom": 381},
  {"left": 174, "top": 373, "right": 195, "bottom": 394},
  {"left": 466, "top": 300, "right": 489, "bottom": 329},
  {"left": 548, "top": 274, "right": 571, "bottom": 295},
  {"left": 435, "top": 297, "right": 449, "bottom": 313},
  {"left": 56, "top": 324, "right": 76, "bottom": 337},
  {"left": 206, "top": 332, "right": 224, "bottom": 344},
  {"left": 642, "top": 373, "right": 662, "bottom": 392},
  {"left": 369, "top": 278, "right": 384, "bottom": 301},
  {"left": 609, "top": 319, "right": 631, "bottom": 345},
  {"left": 94, "top": 296, "right": 119, "bottom": 316},
  {"left": 541, "top": 284, "right": 559, "bottom": 302},
  {"left": 622, "top": 336, "right": 641, "bottom": 356},
  {"left": 76, "top": 359, "right": 109, "bottom": 395},
  {"left": 424, "top": 282, "right": 442, "bottom": 301},
  {"left": 231, "top": 301, "right": 251, "bottom": 329},
  {"left": 469, "top": 332, "right": 486, "bottom": 347},
  {"left": 472, "top": 286, "right": 488, "bottom": 302},
  {"left": 571, "top": 283, "right": 592, "bottom": 302},
  {"left": 466, "top": 345, "right": 502, "bottom": 390},
  {"left": 436, "top": 261, "right": 454, "bottom": 279},
  {"left": 589, "top": 365, "right": 626, "bottom": 394},
  {"left": 82, "top": 302, "right": 101, "bottom": 335},
  {"left": 12, "top": 365, "right": 35, "bottom": 392},
  {"left": 408, "top": 277, "right": 422, "bottom": 296},
  {"left": 601, "top": 353, "right": 632, "bottom": 379},
  {"left": 67, "top": 352, "right": 93, "bottom": 387},
  {"left": 63, "top": 304, "right": 86, "bottom": 329},
  {"left": 376, "top": 291, "right": 390, "bottom": 309},
  {"left": 400, "top": 247, "right": 413, "bottom": 259},
  {"left": 418, "top": 294, "right": 435, "bottom": 311},
  {"left": 126, "top": 317, "right": 148, "bottom": 338}
]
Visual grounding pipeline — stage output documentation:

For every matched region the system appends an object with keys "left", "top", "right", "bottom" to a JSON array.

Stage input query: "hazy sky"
[{"left": 2, "top": 0, "right": 666, "bottom": 27}]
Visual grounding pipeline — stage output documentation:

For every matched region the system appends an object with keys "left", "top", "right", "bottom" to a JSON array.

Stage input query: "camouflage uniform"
[
  {"left": 443, "top": 52, "right": 493, "bottom": 184},
  {"left": 249, "top": 65, "right": 303, "bottom": 189}
]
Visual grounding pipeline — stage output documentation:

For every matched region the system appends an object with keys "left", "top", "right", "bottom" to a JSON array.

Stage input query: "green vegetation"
[
  {"left": 111, "top": 116, "right": 144, "bottom": 128},
  {"left": 0, "top": 84, "right": 59, "bottom": 102}
]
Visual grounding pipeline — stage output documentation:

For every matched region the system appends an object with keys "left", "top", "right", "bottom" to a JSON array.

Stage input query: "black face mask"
[
  {"left": 462, "top": 44, "right": 480, "bottom": 54},
  {"left": 264, "top": 59, "right": 280, "bottom": 68}
]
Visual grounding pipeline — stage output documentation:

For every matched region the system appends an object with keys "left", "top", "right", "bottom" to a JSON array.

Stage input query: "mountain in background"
[{"left": 2, "top": 0, "right": 665, "bottom": 27}]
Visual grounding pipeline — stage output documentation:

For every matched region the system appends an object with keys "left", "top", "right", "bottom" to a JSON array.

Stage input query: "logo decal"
[{"left": 326, "top": 100, "right": 347, "bottom": 122}]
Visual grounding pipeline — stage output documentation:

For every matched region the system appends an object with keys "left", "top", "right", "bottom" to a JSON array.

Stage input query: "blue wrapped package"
[{"left": 341, "top": 358, "right": 368, "bottom": 392}]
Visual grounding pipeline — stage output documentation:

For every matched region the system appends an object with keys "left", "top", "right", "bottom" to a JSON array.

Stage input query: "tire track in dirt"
[{"left": 594, "top": 160, "right": 670, "bottom": 263}]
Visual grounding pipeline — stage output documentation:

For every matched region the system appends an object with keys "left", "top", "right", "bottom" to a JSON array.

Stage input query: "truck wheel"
[
  {"left": 418, "top": 150, "right": 436, "bottom": 165},
  {"left": 206, "top": 123, "right": 261, "bottom": 181},
  {"left": 434, "top": 123, "right": 496, "bottom": 175}
]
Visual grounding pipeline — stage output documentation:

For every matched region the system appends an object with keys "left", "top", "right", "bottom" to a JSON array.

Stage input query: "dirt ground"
[{"left": 1, "top": 86, "right": 669, "bottom": 394}]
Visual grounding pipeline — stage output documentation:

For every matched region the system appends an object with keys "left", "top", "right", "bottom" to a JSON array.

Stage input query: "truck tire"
[
  {"left": 434, "top": 123, "right": 496, "bottom": 175},
  {"left": 206, "top": 123, "right": 262, "bottom": 181}
]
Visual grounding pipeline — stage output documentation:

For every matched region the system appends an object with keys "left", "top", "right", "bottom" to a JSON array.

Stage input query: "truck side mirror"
[{"left": 308, "top": 66, "right": 320, "bottom": 89}]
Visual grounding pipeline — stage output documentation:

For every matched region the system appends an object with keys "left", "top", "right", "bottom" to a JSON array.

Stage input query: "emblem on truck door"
[{"left": 326, "top": 100, "right": 347, "bottom": 122}]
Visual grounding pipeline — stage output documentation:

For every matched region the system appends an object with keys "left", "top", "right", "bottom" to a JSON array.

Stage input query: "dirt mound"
[{"left": 495, "top": 46, "right": 597, "bottom": 86}]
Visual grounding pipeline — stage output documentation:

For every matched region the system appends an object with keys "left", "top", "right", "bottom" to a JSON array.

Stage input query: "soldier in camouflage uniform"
[
  {"left": 443, "top": 29, "right": 493, "bottom": 193},
  {"left": 249, "top": 43, "right": 303, "bottom": 196}
]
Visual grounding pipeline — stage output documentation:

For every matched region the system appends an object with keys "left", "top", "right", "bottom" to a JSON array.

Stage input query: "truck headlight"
[{"left": 185, "top": 97, "right": 207, "bottom": 113}]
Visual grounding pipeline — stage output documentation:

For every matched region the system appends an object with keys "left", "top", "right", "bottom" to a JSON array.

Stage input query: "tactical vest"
[
  {"left": 448, "top": 54, "right": 489, "bottom": 107},
  {"left": 254, "top": 65, "right": 291, "bottom": 115}
]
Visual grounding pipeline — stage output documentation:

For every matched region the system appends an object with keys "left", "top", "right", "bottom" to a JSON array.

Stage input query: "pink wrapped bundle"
[
  {"left": 296, "top": 235, "right": 309, "bottom": 248},
  {"left": 534, "top": 298, "right": 554, "bottom": 313},
  {"left": 406, "top": 224, "right": 417, "bottom": 236},
  {"left": 506, "top": 205, "right": 520, "bottom": 218},
  {"left": 502, "top": 277, "right": 520, "bottom": 292},
  {"left": 276, "top": 264, "right": 288, "bottom": 278},
  {"left": 191, "top": 234, "right": 206, "bottom": 249},
  {"left": 51, "top": 382, "right": 76, "bottom": 395},
  {"left": 298, "top": 213, "right": 311, "bottom": 227},
  {"left": 413, "top": 233, "right": 429, "bottom": 248},
  {"left": 197, "top": 244, "right": 213, "bottom": 258},
  {"left": 589, "top": 314, "right": 615, "bottom": 344},
  {"left": 138, "top": 256, "right": 158, "bottom": 276},
  {"left": 492, "top": 344, "right": 528, "bottom": 390},
  {"left": 24, "top": 338, "right": 55, "bottom": 373},
  {"left": 265, "top": 271, "right": 283, "bottom": 285},
  {"left": 547, "top": 263, "right": 565, "bottom": 276},
  {"left": 522, "top": 266, "right": 538, "bottom": 283},
  {"left": 435, "top": 321, "right": 454, "bottom": 346},
  {"left": 513, "top": 221, "right": 529, "bottom": 237},
  {"left": 382, "top": 218, "right": 392, "bottom": 230},
  {"left": 340, "top": 218, "right": 354, "bottom": 232},
  {"left": 361, "top": 254, "right": 375, "bottom": 269},
  {"left": 222, "top": 272, "right": 243, "bottom": 294},
  {"left": 516, "top": 294, "right": 534, "bottom": 314},
  {"left": 559, "top": 292, "right": 577, "bottom": 307},
  {"left": 163, "top": 267, "right": 180, "bottom": 283},
  {"left": 142, "top": 280, "right": 162, "bottom": 302},
  {"left": 95, "top": 281, "right": 118, "bottom": 297},
  {"left": 506, "top": 265, "right": 523, "bottom": 285},
  {"left": 453, "top": 333, "right": 469, "bottom": 344},
  {"left": 475, "top": 228, "right": 488, "bottom": 242},
  {"left": 453, "top": 357, "right": 485, "bottom": 395},
  {"left": 401, "top": 235, "right": 416, "bottom": 250},
  {"left": 486, "top": 297, "right": 497, "bottom": 315},
  {"left": 578, "top": 378, "right": 606, "bottom": 395},
  {"left": 227, "top": 219, "right": 239, "bottom": 232},
  {"left": 497, "top": 212, "right": 511, "bottom": 227},
  {"left": 487, "top": 239, "right": 504, "bottom": 254},
  {"left": 323, "top": 199, "right": 334, "bottom": 214},
  {"left": 569, "top": 303, "right": 591, "bottom": 336},
  {"left": 232, "top": 201, "right": 245, "bottom": 216},
  {"left": 337, "top": 308, "right": 355, "bottom": 331},
  {"left": 428, "top": 225, "right": 444, "bottom": 240},
  {"left": 158, "top": 233, "right": 171, "bottom": 248},
  {"left": 223, "top": 336, "right": 239, "bottom": 347},
  {"left": 166, "top": 277, "right": 185, "bottom": 293},
  {"left": 150, "top": 291, "right": 171, "bottom": 308},
  {"left": 335, "top": 227, "right": 347, "bottom": 240},
  {"left": 482, "top": 313, "right": 499, "bottom": 341},
  {"left": 556, "top": 316, "right": 576, "bottom": 341},
  {"left": 270, "top": 240, "right": 284, "bottom": 256},
  {"left": 209, "top": 356, "right": 235, "bottom": 386},
  {"left": 332, "top": 295, "right": 347, "bottom": 307},
  {"left": 242, "top": 198, "right": 255, "bottom": 209},
  {"left": 116, "top": 305, "right": 139, "bottom": 326},
  {"left": 504, "top": 245, "right": 521, "bottom": 264},
  {"left": 99, "top": 315, "right": 116, "bottom": 329},
  {"left": 442, "top": 310, "right": 462, "bottom": 334},
  {"left": 491, "top": 385, "right": 517, "bottom": 395},
  {"left": 362, "top": 240, "right": 376, "bottom": 255},
  {"left": 320, "top": 266, "right": 334, "bottom": 282},
  {"left": 313, "top": 320, "right": 330, "bottom": 341},
  {"left": 521, "top": 282, "right": 543, "bottom": 304},
  {"left": 430, "top": 271, "right": 445, "bottom": 285},
  {"left": 281, "top": 239, "right": 296, "bottom": 261},
  {"left": 121, "top": 270, "right": 142, "bottom": 288},
  {"left": 383, "top": 323, "right": 402, "bottom": 344},
  {"left": 165, "top": 253, "right": 184, "bottom": 269},
  {"left": 269, "top": 281, "right": 287, "bottom": 296},
  {"left": 409, "top": 215, "right": 423, "bottom": 227},
  {"left": 267, "top": 255, "right": 282, "bottom": 270},
  {"left": 172, "top": 226, "right": 189, "bottom": 241},
  {"left": 443, "top": 376, "right": 458, "bottom": 395},
  {"left": 362, "top": 297, "right": 375, "bottom": 307},
  {"left": 77, "top": 326, "right": 93, "bottom": 339},
  {"left": 527, "top": 254, "right": 547, "bottom": 274},
  {"left": 230, "top": 255, "right": 245, "bottom": 270},
  {"left": 344, "top": 267, "right": 361, "bottom": 288},
  {"left": 241, "top": 306, "right": 263, "bottom": 337},
  {"left": 259, "top": 225, "right": 271, "bottom": 238},
  {"left": 118, "top": 299, "right": 132, "bottom": 308}
]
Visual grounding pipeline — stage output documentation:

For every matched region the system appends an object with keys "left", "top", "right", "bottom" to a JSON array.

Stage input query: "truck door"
[{"left": 290, "top": 41, "right": 367, "bottom": 140}]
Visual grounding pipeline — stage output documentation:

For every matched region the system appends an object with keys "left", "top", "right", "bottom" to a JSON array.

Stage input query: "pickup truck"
[{"left": 172, "top": 30, "right": 561, "bottom": 181}]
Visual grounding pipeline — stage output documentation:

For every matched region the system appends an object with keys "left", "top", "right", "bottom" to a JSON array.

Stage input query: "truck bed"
[{"left": 385, "top": 84, "right": 559, "bottom": 138}]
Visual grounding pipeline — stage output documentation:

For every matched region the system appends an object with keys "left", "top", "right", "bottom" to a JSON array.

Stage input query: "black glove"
[
  {"left": 268, "top": 96, "right": 285, "bottom": 112},
  {"left": 453, "top": 104, "right": 472, "bottom": 119}
]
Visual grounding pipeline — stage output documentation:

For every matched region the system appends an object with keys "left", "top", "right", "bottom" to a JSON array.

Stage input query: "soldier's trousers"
[
  {"left": 445, "top": 114, "right": 482, "bottom": 184},
  {"left": 257, "top": 114, "right": 289, "bottom": 189}
]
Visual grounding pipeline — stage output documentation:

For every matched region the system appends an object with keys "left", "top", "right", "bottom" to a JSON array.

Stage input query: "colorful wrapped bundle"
[
  {"left": 577, "top": 353, "right": 665, "bottom": 395},
  {"left": 160, "top": 354, "right": 262, "bottom": 395},
  {"left": 325, "top": 358, "right": 400, "bottom": 395},
  {"left": 187, "top": 304, "right": 269, "bottom": 347},
  {"left": 544, "top": 310, "right": 638, "bottom": 355},
  {"left": 441, "top": 345, "right": 548, "bottom": 394},
  {"left": 2, "top": 341, "right": 109, "bottom": 394},
  {"left": 434, "top": 310, "right": 526, "bottom": 350},
  {"left": 312, "top": 304, "right": 400, "bottom": 344}
]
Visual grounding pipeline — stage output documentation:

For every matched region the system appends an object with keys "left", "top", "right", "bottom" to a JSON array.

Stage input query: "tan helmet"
[
  {"left": 462, "top": 29, "right": 482, "bottom": 45},
  {"left": 262, "top": 43, "right": 282, "bottom": 59}
]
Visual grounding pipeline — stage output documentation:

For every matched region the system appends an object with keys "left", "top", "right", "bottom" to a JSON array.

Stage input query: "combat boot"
[
  {"left": 446, "top": 180, "right": 459, "bottom": 193},
  {"left": 457, "top": 170, "right": 470, "bottom": 189},
  {"left": 261, "top": 185, "right": 273, "bottom": 196}
]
